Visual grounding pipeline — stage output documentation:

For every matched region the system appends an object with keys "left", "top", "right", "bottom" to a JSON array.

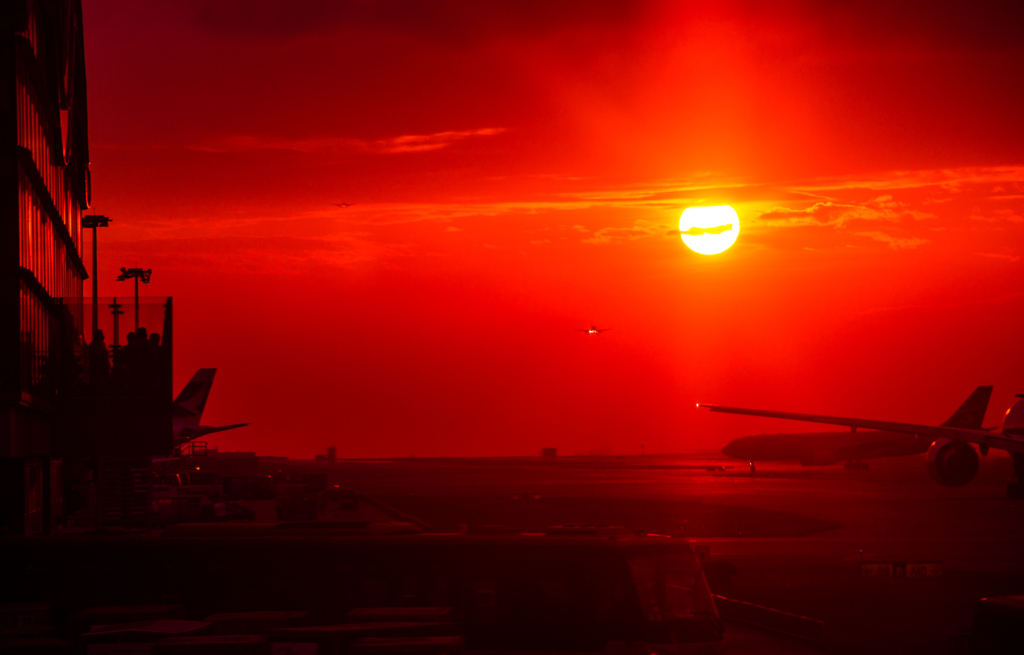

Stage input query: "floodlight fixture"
[
  {"left": 83, "top": 215, "right": 112, "bottom": 335},
  {"left": 116, "top": 266, "right": 152, "bottom": 330},
  {"left": 82, "top": 215, "right": 111, "bottom": 229}
]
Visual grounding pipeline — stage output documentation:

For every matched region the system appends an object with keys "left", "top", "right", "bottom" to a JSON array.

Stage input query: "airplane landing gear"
[
  {"left": 1008, "top": 454, "right": 1024, "bottom": 500},
  {"left": 844, "top": 461, "right": 869, "bottom": 471}
]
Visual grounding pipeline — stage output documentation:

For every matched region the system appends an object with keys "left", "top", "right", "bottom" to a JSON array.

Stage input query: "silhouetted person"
[
  {"left": 88, "top": 329, "right": 110, "bottom": 395},
  {"left": 128, "top": 328, "right": 151, "bottom": 393},
  {"left": 131, "top": 327, "right": 156, "bottom": 394},
  {"left": 146, "top": 332, "right": 162, "bottom": 394},
  {"left": 112, "top": 331, "right": 136, "bottom": 394}
]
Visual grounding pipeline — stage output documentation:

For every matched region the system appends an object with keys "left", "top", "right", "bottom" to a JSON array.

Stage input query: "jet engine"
[{"left": 926, "top": 438, "right": 979, "bottom": 487}]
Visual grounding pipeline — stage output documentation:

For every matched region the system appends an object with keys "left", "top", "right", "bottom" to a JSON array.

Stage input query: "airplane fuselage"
[{"left": 722, "top": 430, "right": 927, "bottom": 466}]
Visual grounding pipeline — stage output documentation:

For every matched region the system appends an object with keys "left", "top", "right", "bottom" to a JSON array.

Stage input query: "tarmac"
[{"left": 270, "top": 450, "right": 1024, "bottom": 654}]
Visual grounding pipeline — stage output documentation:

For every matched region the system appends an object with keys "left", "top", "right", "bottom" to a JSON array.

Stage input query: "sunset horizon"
[{"left": 80, "top": 0, "right": 1023, "bottom": 458}]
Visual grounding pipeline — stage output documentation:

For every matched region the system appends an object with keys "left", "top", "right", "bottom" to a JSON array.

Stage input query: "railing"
[
  {"left": 19, "top": 296, "right": 173, "bottom": 403},
  {"left": 46, "top": 297, "right": 175, "bottom": 457},
  {"left": 179, "top": 441, "right": 208, "bottom": 458},
  {"left": 76, "top": 296, "right": 173, "bottom": 400}
]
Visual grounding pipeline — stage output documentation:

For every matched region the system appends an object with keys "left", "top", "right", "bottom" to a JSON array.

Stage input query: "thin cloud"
[
  {"left": 192, "top": 128, "right": 506, "bottom": 154},
  {"left": 756, "top": 197, "right": 933, "bottom": 228},
  {"left": 108, "top": 163, "right": 1024, "bottom": 266},
  {"left": 757, "top": 201, "right": 874, "bottom": 227},
  {"left": 854, "top": 231, "right": 929, "bottom": 249},
  {"left": 581, "top": 219, "right": 668, "bottom": 244},
  {"left": 791, "top": 166, "right": 1024, "bottom": 194},
  {"left": 970, "top": 208, "right": 1024, "bottom": 223},
  {"left": 976, "top": 252, "right": 1021, "bottom": 262},
  {"left": 104, "top": 232, "right": 408, "bottom": 272},
  {"left": 378, "top": 129, "right": 506, "bottom": 154}
]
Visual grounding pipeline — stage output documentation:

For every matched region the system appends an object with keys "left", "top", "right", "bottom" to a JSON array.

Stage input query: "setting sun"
[{"left": 679, "top": 206, "right": 740, "bottom": 255}]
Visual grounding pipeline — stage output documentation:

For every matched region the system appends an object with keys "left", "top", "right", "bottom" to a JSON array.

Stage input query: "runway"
[{"left": 273, "top": 450, "right": 1024, "bottom": 653}]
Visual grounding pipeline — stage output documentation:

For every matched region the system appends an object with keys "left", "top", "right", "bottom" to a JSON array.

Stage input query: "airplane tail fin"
[
  {"left": 941, "top": 385, "right": 993, "bottom": 429},
  {"left": 174, "top": 368, "right": 217, "bottom": 418}
]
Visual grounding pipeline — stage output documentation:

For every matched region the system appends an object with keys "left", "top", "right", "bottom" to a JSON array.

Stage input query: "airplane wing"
[
  {"left": 697, "top": 403, "right": 1024, "bottom": 455},
  {"left": 177, "top": 423, "right": 250, "bottom": 442},
  {"left": 198, "top": 423, "right": 250, "bottom": 435}
]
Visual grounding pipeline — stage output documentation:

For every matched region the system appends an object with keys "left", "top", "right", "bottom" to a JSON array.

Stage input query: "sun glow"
[{"left": 679, "top": 206, "right": 740, "bottom": 255}]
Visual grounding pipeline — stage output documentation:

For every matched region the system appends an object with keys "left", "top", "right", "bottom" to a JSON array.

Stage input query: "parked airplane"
[
  {"left": 723, "top": 430, "right": 927, "bottom": 471},
  {"left": 721, "top": 386, "right": 992, "bottom": 471},
  {"left": 173, "top": 368, "right": 249, "bottom": 446},
  {"left": 700, "top": 385, "right": 1024, "bottom": 498},
  {"left": 576, "top": 326, "right": 612, "bottom": 335}
]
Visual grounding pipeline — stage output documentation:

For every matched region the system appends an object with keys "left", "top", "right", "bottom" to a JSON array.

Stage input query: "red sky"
[{"left": 82, "top": 1, "right": 1024, "bottom": 458}]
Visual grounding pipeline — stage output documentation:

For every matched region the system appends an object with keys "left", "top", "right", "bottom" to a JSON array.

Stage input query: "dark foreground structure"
[
  {"left": 0, "top": 529, "right": 726, "bottom": 653},
  {"left": 0, "top": 0, "right": 172, "bottom": 537}
]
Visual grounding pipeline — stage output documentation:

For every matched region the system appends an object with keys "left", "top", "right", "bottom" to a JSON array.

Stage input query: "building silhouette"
[{"left": 0, "top": 1, "right": 172, "bottom": 536}]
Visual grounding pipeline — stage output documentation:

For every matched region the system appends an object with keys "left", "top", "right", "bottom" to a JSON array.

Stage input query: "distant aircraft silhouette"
[
  {"left": 173, "top": 369, "right": 249, "bottom": 446},
  {"left": 700, "top": 385, "right": 1024, "bottom": 498},
  {"left": 332, "top": 203, "right": 354, "bottom": 207},
  {"left": 680, "top": 224, "right": 734, "bottom": 236},
  {"left": 576, "top": 325, "right": 612, "bottom": 335}
]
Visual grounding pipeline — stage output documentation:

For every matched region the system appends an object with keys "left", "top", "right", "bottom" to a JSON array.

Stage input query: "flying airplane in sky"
[
  {"left": 173, "top": 369, "right": 249, "bottom": 446},
  {"left": 720, "top": 386, "right": 992, "bottom": 472},
  {"left": 700, "top": 385, "right": 1024, "bottom": 498},
  {"left": 576, "top": 326, "right": 612, "bottom": 335}
]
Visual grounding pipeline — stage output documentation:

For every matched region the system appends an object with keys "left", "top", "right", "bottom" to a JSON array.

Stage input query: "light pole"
[
  {"left": 81, "top": 215, "right": 111, "bottom": 337},
  {"left": 115, "top": 267, "right": 152, "bottom": 331}
]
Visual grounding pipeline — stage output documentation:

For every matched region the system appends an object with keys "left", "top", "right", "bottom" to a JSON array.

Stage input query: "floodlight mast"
[
  {"left": 81, "top": 215, "right": 111, "bottom": 336},
  {"left": 115, "top": 267, "right": 152, "bottom": 331}
]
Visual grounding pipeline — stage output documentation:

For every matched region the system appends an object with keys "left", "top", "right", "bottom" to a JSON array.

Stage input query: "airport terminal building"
[{"left": 0, "top": 1, "right": 172, "bottom": 536}]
